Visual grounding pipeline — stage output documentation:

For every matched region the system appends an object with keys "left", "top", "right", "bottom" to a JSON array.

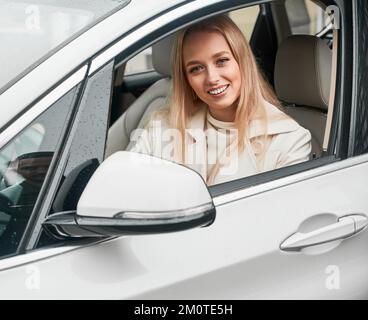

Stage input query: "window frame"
[{"left": 350, "top": 0, "right": 368, "bottom": 156}]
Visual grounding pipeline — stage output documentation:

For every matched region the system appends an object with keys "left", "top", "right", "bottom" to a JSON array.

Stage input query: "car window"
[
  {"left": 110, "top": 2, "right": 337, "bottom": 183},
  {"left": 107, "top": 1, "right": 337, "bottom": 194},
  {"left": 125, "top": 47, "right": 153, "bottom": 76},
  {"left": 0, "top": 86, "right": 78, "bottom": 259},
  {"left": 285, "top": 0, "right": 325, "bottom": 35}
]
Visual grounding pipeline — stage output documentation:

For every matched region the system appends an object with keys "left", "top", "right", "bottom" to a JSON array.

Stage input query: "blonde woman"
[{"left": 130, "top": 15, "right": 311, "bottom": 186}]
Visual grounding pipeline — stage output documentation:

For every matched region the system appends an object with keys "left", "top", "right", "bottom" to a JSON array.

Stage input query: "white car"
[{"left": 0, "top": 0, "right": 367, "bottom": 299}]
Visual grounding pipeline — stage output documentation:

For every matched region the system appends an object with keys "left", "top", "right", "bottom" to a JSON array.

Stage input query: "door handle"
[{"left": 280, "top": 214, "right": 368, "bottom": 252}]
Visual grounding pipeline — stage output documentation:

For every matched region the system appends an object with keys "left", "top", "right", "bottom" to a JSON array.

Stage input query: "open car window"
[{"left": 106, "top": 0, "right": 338, "bottom": 193}]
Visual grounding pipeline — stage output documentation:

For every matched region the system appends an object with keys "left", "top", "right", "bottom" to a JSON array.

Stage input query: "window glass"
[
  {"left": 0, "top": 86, "right": 78, "bottom": 258},
  {"left": 125, "top": 47, "right": 153, "bottom": 76},
  {"left": 285, "top": 0, "right": 325, "bottom": 35}
]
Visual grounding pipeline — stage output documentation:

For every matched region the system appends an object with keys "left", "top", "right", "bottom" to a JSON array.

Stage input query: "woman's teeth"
[{"left": 208, "top": 85, "right": 228, "bottom": 95}]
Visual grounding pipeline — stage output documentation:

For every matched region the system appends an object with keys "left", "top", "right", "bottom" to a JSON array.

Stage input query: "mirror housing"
[{"left": 44, "top": 151, "right": 215, "bottom": 237}]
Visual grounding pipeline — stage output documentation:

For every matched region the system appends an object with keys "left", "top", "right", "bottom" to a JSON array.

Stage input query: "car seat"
[{"left": 274, "top": 35, "right": 332, "bottom": 158}]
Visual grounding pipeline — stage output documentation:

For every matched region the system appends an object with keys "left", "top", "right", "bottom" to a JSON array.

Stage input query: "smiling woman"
[{"left": 129, "top": 15, "right": 312, "bottom": 186}]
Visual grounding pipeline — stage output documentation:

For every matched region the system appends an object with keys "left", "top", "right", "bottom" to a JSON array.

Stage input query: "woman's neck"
[{"left": 207, "top": 106, "right": 236, "bottom": 122}]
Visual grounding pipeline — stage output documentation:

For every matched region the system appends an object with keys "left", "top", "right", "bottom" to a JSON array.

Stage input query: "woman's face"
[{"left": 183, "top": 31, "right": 241, "bottom": 122}]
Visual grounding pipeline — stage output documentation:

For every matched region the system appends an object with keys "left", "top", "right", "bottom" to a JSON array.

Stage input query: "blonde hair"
[{"left": 168, "top": 15, "right": 281, "bottom": 183}]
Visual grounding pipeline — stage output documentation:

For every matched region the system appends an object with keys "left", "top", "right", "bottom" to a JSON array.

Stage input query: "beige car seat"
[{"left": 274, "top": 35, "right": 332, "bottom": 158}]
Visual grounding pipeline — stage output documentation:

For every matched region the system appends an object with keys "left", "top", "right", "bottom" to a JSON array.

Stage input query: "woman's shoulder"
[
  {"left": 263, "top": 101, "right": 309, "bottom": 136},
  {"left": 250, "top": 101, "right": 296, "bottom": 138},
  {"left": 262, "top": 101, "right": 311, "bottom": 150}
]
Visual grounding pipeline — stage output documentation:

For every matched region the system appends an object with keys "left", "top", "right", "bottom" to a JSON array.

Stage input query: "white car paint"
[{"left": 1, "top": 155, "right": 367, "bottom": 299}]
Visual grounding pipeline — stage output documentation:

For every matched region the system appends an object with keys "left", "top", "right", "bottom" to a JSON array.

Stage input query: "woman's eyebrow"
[
  {"left": 212, "top": 51, "right": 230, "bottom": 58},
  {"left": 185, "top": 51, "right": 231, "bottom": 67}
]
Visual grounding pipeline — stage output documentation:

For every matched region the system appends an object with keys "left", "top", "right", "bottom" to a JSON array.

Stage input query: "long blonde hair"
[{"left": 168, "top": 15, "right": 281, "bottom": 181}]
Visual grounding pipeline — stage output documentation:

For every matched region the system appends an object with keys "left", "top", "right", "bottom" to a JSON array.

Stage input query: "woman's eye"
[
  {"left": 189, "top": 65, "right": 202, "bottom": 74},
  {"left": 217, "top": 58, "right": 229, "bottom": 66}
]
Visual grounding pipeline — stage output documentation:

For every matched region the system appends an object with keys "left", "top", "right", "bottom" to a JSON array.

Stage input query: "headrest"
[
  {"left": 274, "top": 35, "right": 332, "bottom": 111},
  {"left": 152, "top": 33, "right": 176, "bottom": 77}
]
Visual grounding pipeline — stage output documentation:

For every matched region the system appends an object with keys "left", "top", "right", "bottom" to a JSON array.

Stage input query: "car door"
[{"left": 1, "top": 0, "right": 367, "bottom": 300}]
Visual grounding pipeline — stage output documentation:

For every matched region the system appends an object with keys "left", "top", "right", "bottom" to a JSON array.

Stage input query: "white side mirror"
[{"left": 44, "top": 152, "right": 215, "bottom": 237}]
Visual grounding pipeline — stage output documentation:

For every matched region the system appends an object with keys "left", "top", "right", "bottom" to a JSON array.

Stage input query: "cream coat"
[{"left": 129, "top": 101, "right": 312, "bottom": 185}]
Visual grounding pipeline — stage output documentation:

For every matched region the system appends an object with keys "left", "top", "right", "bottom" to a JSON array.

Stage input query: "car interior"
[{"left": 105, "top": 0, "right": 336, "bottom": 177}]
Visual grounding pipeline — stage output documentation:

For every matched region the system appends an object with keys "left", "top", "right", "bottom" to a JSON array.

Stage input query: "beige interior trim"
[{"left": 323, "top": 28, "right": 338, "bottom": 151}]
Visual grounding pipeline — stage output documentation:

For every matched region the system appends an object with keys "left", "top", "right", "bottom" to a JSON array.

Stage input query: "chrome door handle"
[{"left": 280, "top": 214, "right": 368, "bottom": 252}]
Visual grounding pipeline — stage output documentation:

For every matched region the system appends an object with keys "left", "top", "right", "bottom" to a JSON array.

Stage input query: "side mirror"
[{"left": 43, "top": 151, "right": 215, "bottom": 237}]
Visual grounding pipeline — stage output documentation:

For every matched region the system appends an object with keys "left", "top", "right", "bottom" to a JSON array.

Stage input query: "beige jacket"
[{"left": 129, "top": 102, "right": 312, "bottom": 185}]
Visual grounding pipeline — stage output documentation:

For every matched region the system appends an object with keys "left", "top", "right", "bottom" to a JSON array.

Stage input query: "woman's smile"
[{"left": 207, "top": 84, "right": 229, "bottom": 96}]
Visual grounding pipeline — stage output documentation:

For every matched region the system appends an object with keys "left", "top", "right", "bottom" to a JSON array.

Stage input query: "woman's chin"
[{"left": 208, "top": 99, "right": 237, "bottom": 111}]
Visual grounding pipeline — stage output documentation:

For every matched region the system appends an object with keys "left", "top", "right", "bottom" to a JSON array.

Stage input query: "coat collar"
[{"left": 186, "top": 101, "right": 300, "bottom": 140}]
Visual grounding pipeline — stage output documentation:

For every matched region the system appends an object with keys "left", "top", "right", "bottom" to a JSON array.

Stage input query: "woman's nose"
[{"left": 205, "top": 66, "right": 220, "bottom": 85}]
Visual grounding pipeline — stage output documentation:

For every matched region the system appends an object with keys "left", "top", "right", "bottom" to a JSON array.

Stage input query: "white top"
[
  {"left": 129, "top": 102, "right": 312, "bottom": 186},
  {"left": 206, "top": 112, "right": 237, "bottom": 184}
]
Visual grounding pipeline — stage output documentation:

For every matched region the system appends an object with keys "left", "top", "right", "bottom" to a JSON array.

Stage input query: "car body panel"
[{"left": 1, "top": 155, "right": 367, "bottom": 299}]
